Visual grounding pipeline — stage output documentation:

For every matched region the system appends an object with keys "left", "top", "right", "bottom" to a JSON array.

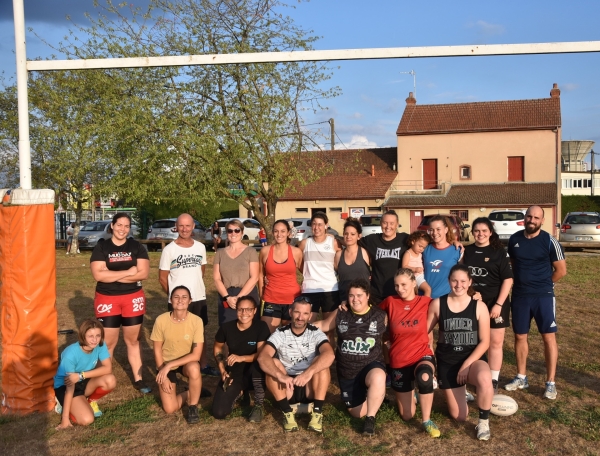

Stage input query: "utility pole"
[
  {"left": 329, "top": 118, "right": 335, "bottom": 150},
  {"left": 400, "top": 70, "right": 417, "bottom": 99},
  {"left": 591, "top": 149, "right": 596, "bottom": 196}
]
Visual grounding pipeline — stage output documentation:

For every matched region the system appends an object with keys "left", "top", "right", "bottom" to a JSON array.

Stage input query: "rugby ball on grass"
[{"left": 491, "top": 394, "right": 518, "bottom": 416}]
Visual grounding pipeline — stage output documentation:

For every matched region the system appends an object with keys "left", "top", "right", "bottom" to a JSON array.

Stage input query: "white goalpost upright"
[{"left": 4, "top": 0, "right": 600, "bottom": 414}]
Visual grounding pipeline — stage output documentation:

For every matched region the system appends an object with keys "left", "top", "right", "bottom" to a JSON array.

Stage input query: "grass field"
[{"left": 1, "top": 251, "right": 599, "bottom": 455}]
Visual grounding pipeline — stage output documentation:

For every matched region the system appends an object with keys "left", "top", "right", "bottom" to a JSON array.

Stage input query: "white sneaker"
[
  {"left": 544, "top": 382, "right": 557, "bottom": 400},
  {"left": 466, "top": 390, "right": 475, "bottom": 402},
  {"left": 54, "top": 396, "right": 62, "bottom": 414},
  {"left": 505, "top": 375, "right": 529, "bottom": 391},
  {"left": 476, "top": 419, "right": 490, "bottom": 441}
]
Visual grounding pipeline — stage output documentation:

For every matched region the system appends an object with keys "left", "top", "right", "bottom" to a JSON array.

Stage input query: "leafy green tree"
[{"left": 56, "top": 0, "right": 339, "bottom": 239}]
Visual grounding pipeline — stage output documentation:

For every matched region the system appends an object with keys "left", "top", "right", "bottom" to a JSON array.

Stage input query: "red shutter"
[
  {"left": 508, "top": 157, "right": 524, "bottom": 181},
  {"left": 423, "top": 159, "right": 438, "bottom": 189}
]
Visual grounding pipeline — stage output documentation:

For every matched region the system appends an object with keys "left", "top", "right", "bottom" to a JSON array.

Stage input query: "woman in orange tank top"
[{"left": 258, "top": 220, "right": 304, "bottom": 332}]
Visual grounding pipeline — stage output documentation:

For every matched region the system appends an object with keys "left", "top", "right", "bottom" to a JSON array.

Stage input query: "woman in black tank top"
[
  {"left": 427, "top": 264, "right": 494, "bottom": 441},
  {"left": 334, "top": 219, "right": 371, "bottom": 305}
]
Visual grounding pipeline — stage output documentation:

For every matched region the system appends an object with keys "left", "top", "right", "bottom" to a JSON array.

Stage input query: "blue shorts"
[{"left": 511, "top": 295, "right": 557, "bottom": 335}]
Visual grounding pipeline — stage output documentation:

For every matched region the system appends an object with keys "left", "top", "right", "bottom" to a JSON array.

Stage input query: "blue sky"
[{"left": 1, "top": 0, "right": 600, "bottom": 155}]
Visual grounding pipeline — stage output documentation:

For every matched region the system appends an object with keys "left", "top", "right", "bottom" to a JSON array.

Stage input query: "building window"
[
  {"left": 329, "top": 207, "right": 342, "bottom": 212},
  {"left": 450, "top": 209, "right": 469, "bottom": 221},
  {"left": 295, "top": 208, "right": 308, "bottom": 213},
  {"left": 459, "top": 165, "right": 471, "bottom": 180},
  {"left": 508, "top": 156, "right": 524, "bottom": 181}
]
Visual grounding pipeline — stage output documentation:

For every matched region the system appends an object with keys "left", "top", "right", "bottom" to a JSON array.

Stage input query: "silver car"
[
  {"left": 78, "top": 221, "right": 139, "bottom": 249},
  {"left": 287, "top": 218, "right": 340, "bottom": 244},
  {"left": 488, "top": 209, "right": 526, "bottom": 243},
  {"left": 147, "top": 218, "right": 205, "bottom": 241},
  {"left": 559, "top": 212, "right": 600, "bottom": 242},
  {"left": 359, "top": 215, "right": 383, "bottom": 236}
]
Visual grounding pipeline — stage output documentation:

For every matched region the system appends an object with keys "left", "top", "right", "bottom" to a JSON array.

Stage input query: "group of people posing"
[{"left": 53, "top": 206, "right": 566, "bottom": 442}]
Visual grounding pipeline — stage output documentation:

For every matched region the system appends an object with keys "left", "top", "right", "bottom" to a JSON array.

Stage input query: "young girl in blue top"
[{"left": 54, "top": 319, "right": 116, "bottom": 430}]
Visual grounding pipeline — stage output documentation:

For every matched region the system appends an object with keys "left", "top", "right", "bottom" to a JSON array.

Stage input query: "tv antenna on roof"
[{"left": 400, "top": 70, "right": 416, "bottom": 98}]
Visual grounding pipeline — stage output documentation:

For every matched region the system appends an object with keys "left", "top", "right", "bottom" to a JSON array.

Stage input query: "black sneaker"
[
  {"left": 134, "top": 380, "right": 152, "bottom": 394},
  {"left": 363, "top": 416, "right": 376, "bottom": 436},
  {"left": 248, "top": 405, "right": 264, "bottom": 423},
  {"left": 187, "top": 405, "right": 199, "bottom": 424},
  {"left": 201, "top": 387, "right": 212, "bottom": 398}
]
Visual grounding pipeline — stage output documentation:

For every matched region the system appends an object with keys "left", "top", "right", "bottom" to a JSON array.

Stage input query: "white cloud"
[
  {"left": 468, "top": 20, "right": 506, "bottom": 37},
  {"left": 563, "top": 83, "right": 579, "bottom": 92},
  {"left": 345, "top": 135, "right": 378, "bottom": 149},
  {"left": 349, "top": 112, "right": 363, "bottom": 119}
]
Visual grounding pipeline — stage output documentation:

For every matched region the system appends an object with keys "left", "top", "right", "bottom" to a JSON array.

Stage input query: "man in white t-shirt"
[{"left": 159, "top": 213, "right": 219, "bottom": 378}]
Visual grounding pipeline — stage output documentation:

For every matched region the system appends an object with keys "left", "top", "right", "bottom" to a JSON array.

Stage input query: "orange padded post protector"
[{"left": 1, "top": 189, "right": 57, "bottom": 414}]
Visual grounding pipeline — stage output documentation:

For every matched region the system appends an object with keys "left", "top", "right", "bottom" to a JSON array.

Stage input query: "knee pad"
[{"left": 415, "top": 364, "right": 434, "bottom": 394}]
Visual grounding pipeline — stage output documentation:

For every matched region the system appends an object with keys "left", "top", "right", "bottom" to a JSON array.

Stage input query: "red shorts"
[{"left": 94, "top": 290, "right": 146, "bottom": 319}]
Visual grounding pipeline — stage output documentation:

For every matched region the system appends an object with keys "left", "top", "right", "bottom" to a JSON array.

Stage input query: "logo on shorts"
[
  {"left": 96, "top": 304, "right": 113, "bottom": 314},
  {"left": 453, "top": 346, "right": 464, "bottom": 352},
  {"left": 550, "top": 321, "right": 557, "bottom": 328},
  {"left": 495, "top": 316, "right": 504, "bottom": 324},
  {"left": 342, "top": 392, "right": 348, "bottom": 397}
]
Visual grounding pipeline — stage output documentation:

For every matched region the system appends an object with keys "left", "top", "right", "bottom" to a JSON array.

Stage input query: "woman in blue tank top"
[
  {"left": 423, "top": 216, "right": 462, "bottom": 299},
  {"left": 427, "top": 264, "right": 493, "bottom": 441}
]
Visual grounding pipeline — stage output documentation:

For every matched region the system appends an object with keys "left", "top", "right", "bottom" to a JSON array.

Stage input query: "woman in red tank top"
[{"left": 258, "top": 220, "right": 303, "bottom": 332}]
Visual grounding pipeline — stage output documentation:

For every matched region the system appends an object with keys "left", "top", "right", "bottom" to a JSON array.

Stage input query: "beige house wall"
[{"left": 396, "top": 129, "right": 560, "bottom": 186}]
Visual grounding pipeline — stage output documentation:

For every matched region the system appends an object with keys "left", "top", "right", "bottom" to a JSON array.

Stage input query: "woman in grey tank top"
[{"left": 335, "top": 219, "right": 371, "bottom": 305}]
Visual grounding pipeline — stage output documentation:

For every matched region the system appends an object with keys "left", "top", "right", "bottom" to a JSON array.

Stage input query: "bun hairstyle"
[{"left": 343, "top": 218, "right": 362, "bottom": 234}]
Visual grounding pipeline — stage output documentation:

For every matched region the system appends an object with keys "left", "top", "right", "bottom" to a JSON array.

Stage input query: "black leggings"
[{"left": 212, "top": 363, "right": 265, "bottom": 420}]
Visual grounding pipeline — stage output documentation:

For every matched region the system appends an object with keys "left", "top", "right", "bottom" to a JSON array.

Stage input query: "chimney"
[
  {"left": 406, "top": 92, "right": 416, "bottom": 105},
  {"left": 550, "top": 83, "right": 560, "bottom": 98},
  {"left": 371, "top": 164, "right": 375, "bottom": 177}
]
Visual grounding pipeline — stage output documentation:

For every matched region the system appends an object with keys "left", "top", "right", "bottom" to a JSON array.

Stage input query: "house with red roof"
[{"left": 387, "top": 84, "right": 562, "bottom": 236}]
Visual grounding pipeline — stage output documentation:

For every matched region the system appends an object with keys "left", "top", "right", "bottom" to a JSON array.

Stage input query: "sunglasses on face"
[
  {"left": 293, "top": 295, "right": 312, "bottom": 305},
  {"left": 227, "top": 228, "right": 242, "bottom": 234}
]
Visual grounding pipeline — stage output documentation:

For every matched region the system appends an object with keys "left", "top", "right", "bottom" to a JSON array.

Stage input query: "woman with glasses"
[
  {"left": 212, "top": 295, "right": 271, "bottom": 422},
  {"left": 213, "top": 219, "right": 260, "bottom": 326},
  {"left": 259, "top": 219, "right": 303, "bottom": 332}
]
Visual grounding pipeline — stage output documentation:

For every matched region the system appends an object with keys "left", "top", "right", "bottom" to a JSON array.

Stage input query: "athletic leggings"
[{"left": 212, "top": 362, "right": 265, "bottom": 420}]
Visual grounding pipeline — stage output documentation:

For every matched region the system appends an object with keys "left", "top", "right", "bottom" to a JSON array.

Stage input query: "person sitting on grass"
[
  {"left": 151, "top": 285, "right": 204, "bottom": 424},
  {"left": 258, "top": 297, "right": 335, "bottom": 433},
  {"left": 54, "top": 319, "right": 116, "bottom": 430},
  {"left": 316, "top": 279, "right": 388, "bottom": 436},
  {"left": 212, "top": 295, "right": 271, "bottom": 422}
]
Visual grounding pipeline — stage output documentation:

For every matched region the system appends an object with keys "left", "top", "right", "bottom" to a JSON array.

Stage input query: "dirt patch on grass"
[{"left": 1, "top": 252, "right": 599, "bottom": 455}]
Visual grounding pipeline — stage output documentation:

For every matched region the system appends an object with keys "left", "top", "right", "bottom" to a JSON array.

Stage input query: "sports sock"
[
  {"left": 517, "top": 373, "right": 526, "bottom": 379},
  {"left": 313, "top": 400, "right": 324, "bottom": 413},
  {"left": 490, "top": 370, "right": 500, "bottom": 381},
  {"left": 88, "top": 387, "right": 110, "bottom": 402},
  {"left": 276, "top": 398, "right": 293, "bottom": 413},
  {"left": 479, "top": 408, "right": 490, "bottom": 420},
  {"left": 252, "top": 377, "right": 265, "bottom": 406}
]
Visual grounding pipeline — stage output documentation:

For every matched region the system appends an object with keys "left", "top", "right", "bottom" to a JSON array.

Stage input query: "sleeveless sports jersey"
[
  {"left": 435, "top": 295, "right": 479, "bottom": 366},
  {"left": 508, "top": 230, "right": 564, "bottom": 297},
  {"left": 337, "top": 248, "right": 370, "bottom": 301},
  {"left": 379, "top": 295, "right": 433, "bottom": 368},
  {"left": 302, "top": 236, "right": 339, "bottom": 292},
  {"left": 360, "top": 233, "right": 409, "bottom": 303},
  {"left": 335, "top": 306, "right": 386, "bottom": 379},
  {"left": 406, "top": 250, "right": 426, "bottom": 282},
  {"left": 463, "top": 244, "right": 513, "bottom": 307},
  {"left": 263, "top": 245, "right": 301, "bottom": 304},
  {"left": 423, "top": 244, "right": 462, "bottom": 299},
  {"left": 266, "top": 323, "right": 329, "bottom": 375}
]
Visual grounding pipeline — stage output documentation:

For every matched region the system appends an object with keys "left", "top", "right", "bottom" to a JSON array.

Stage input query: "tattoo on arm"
[{"left": 215, "top": 352, "right": 226, "bottom": 364}]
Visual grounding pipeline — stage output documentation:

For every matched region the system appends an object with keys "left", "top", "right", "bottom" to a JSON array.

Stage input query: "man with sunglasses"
[
  {"left": 158, "top": 213, "right": 220, "bottom": 382},
  {"left": 258, "top": 297, "right": 335, "bottom": 433}
]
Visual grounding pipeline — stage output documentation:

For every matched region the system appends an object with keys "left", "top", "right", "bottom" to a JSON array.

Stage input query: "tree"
[{"left": 57, "top": 0, "right": 339, "bottom": 239}]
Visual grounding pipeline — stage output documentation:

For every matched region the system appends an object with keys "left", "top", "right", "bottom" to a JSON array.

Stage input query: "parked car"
[
  {"left": 416, "top": 214, "right": 470, "bottom": 242},
  {"left": 147, "top": 218, "right": 205, "bottom": 242},
  {"left": 488, "top": 209, "right": 526, "bottom": 243},
  {"left": 78, "top": 220, "right": 137, "bottom": 249},
  {"left": 558, "top": 212, "right": 600, "bottom": 242},
  {"left": 359, "top": 215, "right": 383, "bottom": 236},
  {"left": 287, "top": 218, "right": 340, "bottom": 245},
  {"left": 204, "top": 218, "right": 262, "bottom": 246}
]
